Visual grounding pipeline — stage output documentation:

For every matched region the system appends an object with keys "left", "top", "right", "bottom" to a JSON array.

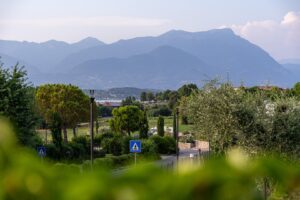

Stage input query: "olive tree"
[{"left": 36, "top": 84, "right": 89, "bottom": 143}]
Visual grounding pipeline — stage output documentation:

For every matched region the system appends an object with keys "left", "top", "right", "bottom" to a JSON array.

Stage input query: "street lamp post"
[
  {"left": 89, "top": 90, "right": 95, "bottom": 169},
  {"left": 176, "top": 108, "right": 179, "bottom": 164}
]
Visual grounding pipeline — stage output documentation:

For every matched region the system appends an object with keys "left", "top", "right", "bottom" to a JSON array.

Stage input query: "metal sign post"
[{"left": 130, "top": 140, "right": 142, "bottom": 166}]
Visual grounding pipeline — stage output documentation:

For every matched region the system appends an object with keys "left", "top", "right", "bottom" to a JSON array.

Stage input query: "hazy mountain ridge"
[
  {"left": 0, "top": 29, "right": 297, "bottom": 89},
  {"left": 71, "top": 46, "right": 213, "bottom": 89},
  {"left": 282, "top": 63, "right": 300, "bottom": 80},
  {"left": 0, "top": 37, "right": 105, "bottom": 73}
]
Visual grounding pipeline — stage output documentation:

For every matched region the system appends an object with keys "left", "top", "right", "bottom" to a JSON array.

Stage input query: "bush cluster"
[
  {"left": 82, "top": 154, "right": 133, "bottom": 169},
  {"left": 150, "top": 135, "right": 176, "bottom": 154},
  {"left": 148, "top": 105, "right": 172, "bottom": 117}
]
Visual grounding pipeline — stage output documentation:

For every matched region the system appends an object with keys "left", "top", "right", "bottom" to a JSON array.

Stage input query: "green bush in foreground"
[{"left": 1, "top": 118, "right": 300, "bottom": 200}]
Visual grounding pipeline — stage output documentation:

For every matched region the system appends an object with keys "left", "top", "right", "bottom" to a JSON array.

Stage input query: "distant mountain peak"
[
  {"left": 42, "top": 39, "right": 69, "bottom": 46},
  {"left": 159, "top": 28, "right": 235, "bottom": 39},
  {"left": 74, "top": 37, "right": 105, "bottom": 46}
]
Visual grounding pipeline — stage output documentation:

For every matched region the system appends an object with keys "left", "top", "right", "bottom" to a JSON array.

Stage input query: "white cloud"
[{"left": 227, "top": 11, "right": 300, "bottom": 60}]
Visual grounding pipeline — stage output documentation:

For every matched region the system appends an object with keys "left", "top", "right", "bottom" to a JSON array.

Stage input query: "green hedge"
[{"left": 150, "top": 135, "right": 176, "bottom": 154}]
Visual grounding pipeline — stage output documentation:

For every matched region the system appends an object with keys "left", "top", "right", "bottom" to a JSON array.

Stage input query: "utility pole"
[
  {"left": 89, "top": 89, "right": 95, "bottom": 169},
  {"left": 176, "top": 108, "right": 179, "bottom": 164}
]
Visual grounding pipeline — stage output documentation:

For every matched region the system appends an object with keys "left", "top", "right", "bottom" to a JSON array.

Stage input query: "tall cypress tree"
[
  {"left": 139, "top": 110, "right": 149, "bottom": 138},
  {"left": 157, "top": 116, "right": 164, "bottom": 137}
]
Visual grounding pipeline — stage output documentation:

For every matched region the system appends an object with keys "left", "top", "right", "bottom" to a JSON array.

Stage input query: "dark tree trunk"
[
  {"left": 45, "top": 129, "right": 48, "bottom": 144},
  {"left": 63, "top": 126, "right": 68, "bottom": 143},
  {"left": 72, "top": 127, "right": 77, "bottom": 138}
]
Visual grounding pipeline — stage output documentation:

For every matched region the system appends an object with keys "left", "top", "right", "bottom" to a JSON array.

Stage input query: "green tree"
[
  {"left": 140, "top": 91, "right": 147, "bottom": 101},
  {"left": 293, "top": 82, "right": 300, "bottom": 97},
  {"left": 178, "top": 83, "right": 198, "bottom": 97},
  {"left": 168, "top": 91, "right": 179, "bottom": 110},
  {"left": 121, "top": 96, "right": 136, "bottom": 106},
  {"left": 146, "top": 92, "right": 155, "bottom": 101},
  {"left": 49, "top": 112, "right": 63, "bottom": 147},
  {"left": 139, "top": 110, "right": 149, "bottom": 138},
  {"left": 35, "top": 84, "right": 89, "bottom": 143},
  {"left": 179, "top": 96, "right": 189, "bottom": 124},
  {"left": 121, "top": 96, "right": 143, "bottom": 109},
  {"left": 110, "top": 106, "right": 142, "bottom": 136},
  {"left": 157, "top": 116, "right": 164, "bottom": 137},
  {"left": 0, "top": 63, "right": 40, "bottom": 147},
  {"left": 187, "top": 82, "right": 241, "bottom": 154},
  {"left": 98, "top": 105, "right": 113, "bottom": 117}
]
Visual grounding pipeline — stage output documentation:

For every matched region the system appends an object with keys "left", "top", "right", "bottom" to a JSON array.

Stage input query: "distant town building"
[{"left": 96, "top": 100, "right": 121, "bottom": 108}]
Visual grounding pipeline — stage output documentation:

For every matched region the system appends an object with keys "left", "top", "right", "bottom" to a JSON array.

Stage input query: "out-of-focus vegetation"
[
  {"left": 1, "top": 118, "right": 300, "bottom": 200},
  {"left": 0, "top": 63, "right": 41, "bottom": 147}
]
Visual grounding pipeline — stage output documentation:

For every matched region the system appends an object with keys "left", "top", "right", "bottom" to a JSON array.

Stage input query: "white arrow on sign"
[
  {"left": 132, "top": 143, "right": 139, "bottom": 151},
  {"left": 39, "top": 149, "right": 45, "bottom": 156}
]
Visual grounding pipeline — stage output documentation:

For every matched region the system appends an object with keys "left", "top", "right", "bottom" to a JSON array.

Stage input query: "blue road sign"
[
  {"left": 130, "top": 140, "right": 142, "bottom": 153},
  {"left": 37, "top": 146, "right": 46, "bottom": 157}
]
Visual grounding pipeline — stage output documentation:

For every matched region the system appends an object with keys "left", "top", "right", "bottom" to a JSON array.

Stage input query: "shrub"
[
  {"left": 94, "top": 131, "right": 114, "bottom": 147},
  {"left": 94, "top": 157, "right": 114, "bottom": 169},
  {"left": 45, "top": 143, "right": 61, "bottom": 160},
  {"left": 150, "top": 135, "right": 169, "bottom": 154},
  {"left": 92, "top": 154, "right": 132, "bottom": 169},
  {"left": 101, "top": 135, "right": 123, "bottom": 156},
  {"left": 68, "top": 142, "right": 86, "bottom": 160},
  {"left": 110, "top": 136, "right": 123, "bottom": 156},
  {"left": 122, "top": 136, "right": 133, "bottom": 154},
  {"left": 72, "top": 136, "right": 89, "bottom": 153},
  {"left": 101, "top": 137, "right": 113, "bottom": 154},
  {"left": 141, "top": 139, "right": 159, "bottom": 158},
  {"left": 164, "top": 136, "right": 176, "bottom": 154},
  {"left": 148, "top": 106, "right": 172, "bottom": 117},
  {"left": 150, "top": 135, "right": 176, "bottom": 155},
  {"left": 110, "top": 154, "right": 132, "bottom": 166}
]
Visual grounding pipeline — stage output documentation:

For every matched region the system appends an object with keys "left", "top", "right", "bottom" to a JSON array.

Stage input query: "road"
[{"left": 112, "top": 148, "right": 207, "bottom": 175}]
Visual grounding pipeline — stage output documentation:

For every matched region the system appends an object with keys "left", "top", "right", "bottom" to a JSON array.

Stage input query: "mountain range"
[{"left": 0, "top": 29, "right": 299, "bottom": 89}]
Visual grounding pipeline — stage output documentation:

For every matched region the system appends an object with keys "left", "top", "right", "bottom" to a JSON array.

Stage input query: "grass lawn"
[
  {"left": 37, "top": 116, "right": 194, "bottom": 143},
  {"left": 37, "top": 117, "right": 111, "bottom": 143},
  {"left": 148, "top": 116, "right": 193, "bottom": 132}
]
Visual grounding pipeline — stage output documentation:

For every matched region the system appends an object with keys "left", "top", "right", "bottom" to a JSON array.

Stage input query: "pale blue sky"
[{"left": 0, "top": 0, "right": 300, "bottom": 59}]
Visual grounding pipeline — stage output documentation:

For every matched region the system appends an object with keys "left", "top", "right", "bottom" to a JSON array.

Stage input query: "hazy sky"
[{"left": 0, "top": 0, "right": 300, "bottom": 60}]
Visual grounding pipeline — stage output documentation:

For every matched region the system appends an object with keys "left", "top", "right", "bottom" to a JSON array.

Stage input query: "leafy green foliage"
[
  {"left": 150, "top": 135, "right": 175, "bottom": 154},
  {"left": 293, "top": 82, "right": 300, "bottom": 97},
  {"left": 148, "top": 105, "right": 172, "bottom": 117},
  {"left": 0, "top": 62, "right": 40, "bottom": 147},
  {"left": 110, "top": 105, "right": 143, "bottom": 135},
  {"left": 98, "top": 105, "right": 113, "bottom": 117},
  {"left": 140, "top": 91, "right": 147, "bottom": 101},
  {"left": 139, "top": 110, "right": 149, "bottom": 138},
  {"left": 35, "top": 84, "right": 89, "bottom": 142},
  {"left": 178, "top": 83, "right": 198, "bottom": 97},
  {"left": 157, "top": 116, "right": 165, "bottom": 137},
  {"left": 1, "top": 119, "right": 300, "bottom": 199},
  {"left": 121, "top": 96, "right": 143, "bottom": 109},
  {"left": 187, "top": 81, "right": 300, "bottom": 157},
  {"left": 48, "top": 112, "right": 63, "bottom": 147}
]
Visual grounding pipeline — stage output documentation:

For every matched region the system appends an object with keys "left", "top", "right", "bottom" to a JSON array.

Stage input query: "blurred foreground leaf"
[{"left": 1, "top": 119, "right": 300, "bottom": 199}]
